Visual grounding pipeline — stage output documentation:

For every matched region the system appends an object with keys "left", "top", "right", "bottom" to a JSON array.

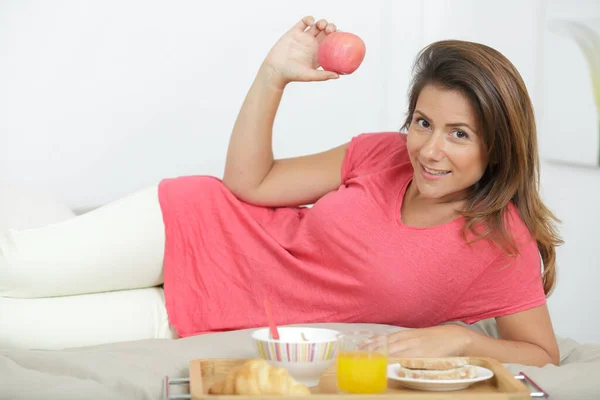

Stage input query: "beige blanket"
[{"left": 1, "top": 321, "right": 598, "bottom": 400}]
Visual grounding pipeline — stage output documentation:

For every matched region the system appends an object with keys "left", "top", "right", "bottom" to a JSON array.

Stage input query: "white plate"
[{"left": 387, "top": 364, "right": 495, "bottom": 391}]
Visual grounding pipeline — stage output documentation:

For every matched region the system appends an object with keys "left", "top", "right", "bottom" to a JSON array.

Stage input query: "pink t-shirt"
[{"left": 158, "top": 132, "right": 546, "bottom": 337}]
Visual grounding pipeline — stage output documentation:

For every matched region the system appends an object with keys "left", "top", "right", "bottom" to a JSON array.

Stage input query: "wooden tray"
[{"left": 187, "top": 357, "right": 532, "bottom": 399}]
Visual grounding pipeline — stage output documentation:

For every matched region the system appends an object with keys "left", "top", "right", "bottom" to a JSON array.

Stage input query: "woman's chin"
[{"left": 412, "top": 182, "right": 445, "bottom": 200}]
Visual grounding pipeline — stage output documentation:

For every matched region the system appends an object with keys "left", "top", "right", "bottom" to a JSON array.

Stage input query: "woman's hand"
[
  {"left": 262, "top": 16, "right": 340, "bottom": 87},
  {"left": 387, "top": 325, "right": 472, "bottom": 358}
]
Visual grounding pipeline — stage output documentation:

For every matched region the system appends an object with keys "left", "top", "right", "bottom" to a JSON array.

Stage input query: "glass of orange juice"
[{"left": 336, "top": 330, "right": 389, "bottom": 394}]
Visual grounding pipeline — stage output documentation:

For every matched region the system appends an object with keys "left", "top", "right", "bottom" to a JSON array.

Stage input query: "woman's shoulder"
[
  {"left": 461, "top": 202, "right": 539, "bottom": 270},
  {"left": 342, "top": 131, "right": 410, "bottom": 182},
  {"left": 349, "top": 131, "right": 408, "bottom": 153},
  {"left": 504, "top": 202, "right": 535, "bottom": 244},
  {"left": 480, "top": 202, "right": 540, "bottom": 271}
]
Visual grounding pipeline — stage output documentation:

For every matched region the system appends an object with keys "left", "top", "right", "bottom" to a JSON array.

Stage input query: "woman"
[{"left": 0, "top": 16, "right": 561, "bottom": 366}]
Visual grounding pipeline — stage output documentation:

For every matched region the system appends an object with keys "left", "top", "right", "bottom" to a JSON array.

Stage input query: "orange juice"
[{"left": 336, "top": 351, "right": 388, "bottom": 394}]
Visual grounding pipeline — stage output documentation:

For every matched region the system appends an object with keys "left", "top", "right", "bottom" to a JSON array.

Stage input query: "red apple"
[{"left": 318, "top": 31, "right": 366, "bottom": 75}]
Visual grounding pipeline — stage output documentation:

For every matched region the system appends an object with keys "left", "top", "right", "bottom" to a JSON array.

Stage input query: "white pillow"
[{"left": 0, "top": 183, "right": 75, "bottom": 234}]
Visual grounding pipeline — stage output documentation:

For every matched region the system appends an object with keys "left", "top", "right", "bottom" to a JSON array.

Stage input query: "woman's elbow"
[
  {"left": 549, "top": 350, "right": 560, "bottom": 366},
  {"left": 535, "top": 347, "right": 559, "bottom": 367}
]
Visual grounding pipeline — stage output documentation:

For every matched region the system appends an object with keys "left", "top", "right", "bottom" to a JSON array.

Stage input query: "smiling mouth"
[{"left": 422, "top": 165, "right": 451, "bottom": 176}]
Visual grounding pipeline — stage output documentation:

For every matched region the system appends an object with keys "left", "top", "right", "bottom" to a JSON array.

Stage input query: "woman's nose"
[{"left": 420, "top": 132, "right": 445, "bottom": 160}]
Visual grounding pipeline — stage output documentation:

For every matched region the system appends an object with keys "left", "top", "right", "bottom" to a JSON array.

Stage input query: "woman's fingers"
[
  {"left": 306, "top": 18, "right": 328, "bottom": 36},
  {"left": 388, "top": 329, "right": 420, "bottom": 343},
  {"left": 390, "top": 337, "right": 421, "bottom": 352},
  {"left": 316, "top": 23, "right": 337, "bottom": 42},
  {"left": 303, "top": 69, "right": 339, "bottom": 81},
  {"left": 293, "top": 16, "right": 315, "bottom": 32},
  {"left": 390, "top": 347, "right": 425, "bottom": 358}
]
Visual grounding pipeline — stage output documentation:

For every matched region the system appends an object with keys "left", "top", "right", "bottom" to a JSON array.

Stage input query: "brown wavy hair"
[{"left": 400, "top": 40, "right": 563, "bottom": 295}]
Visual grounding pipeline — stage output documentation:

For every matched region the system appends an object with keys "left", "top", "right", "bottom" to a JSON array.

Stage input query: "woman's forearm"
[
  {"left": 222, "top": 64, "right": 286, "bottom": 197},
  {"left": 463, "top": 329, "right": 558, "bottom": 367}
]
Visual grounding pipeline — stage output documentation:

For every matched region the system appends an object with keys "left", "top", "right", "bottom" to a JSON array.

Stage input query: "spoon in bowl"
[{"left": 263, "top": 300, "right": 280, "bottom": 340}]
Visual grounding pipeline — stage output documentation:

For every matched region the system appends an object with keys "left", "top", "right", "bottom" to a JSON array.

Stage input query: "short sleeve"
[
  {"left": 447, "top": 228, "right": 547, "bottom": 325},
  {"left": 341, "top": 132, "right": 409, "bottom": 183}
]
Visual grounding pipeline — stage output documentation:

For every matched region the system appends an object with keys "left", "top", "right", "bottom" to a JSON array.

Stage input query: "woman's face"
[{"left": 406, "top": 84, "right": 488, "bottom": 202}]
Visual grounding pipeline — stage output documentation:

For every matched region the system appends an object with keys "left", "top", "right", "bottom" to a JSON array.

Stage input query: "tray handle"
[
  {"left": 515, "top": 371, "right": 549, "bottom": 398},
  {"left": 163, "top": 373, "right": 549, "bottom": 399},
  {"left": 164, "top": 376, "right": 191, "bottom": 400}
]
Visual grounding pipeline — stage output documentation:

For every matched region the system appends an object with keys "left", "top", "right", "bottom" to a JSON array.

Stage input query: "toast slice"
[
  {"left": 396, "top": 365, "right": 478, "bottom": 380},
  {"left": 397, "top": 357, "right": 469, "bottom": 371}
]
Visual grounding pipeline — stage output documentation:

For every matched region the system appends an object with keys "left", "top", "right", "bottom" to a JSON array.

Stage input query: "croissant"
[{"left": 208, "top": 359, "right": 311, "bottom": 396}]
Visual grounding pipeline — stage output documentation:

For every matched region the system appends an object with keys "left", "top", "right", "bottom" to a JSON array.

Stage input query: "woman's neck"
[
  {"left": 404, "top": 180, "right": 468, "bottom": 209},
  {"left": 401, "top": 181, "right": 467, "bottom": 228}
]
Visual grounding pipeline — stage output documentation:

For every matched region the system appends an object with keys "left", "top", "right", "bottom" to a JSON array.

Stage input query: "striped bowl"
[{"left": 251, "top": 327, "right": 340, "bottom": 387}]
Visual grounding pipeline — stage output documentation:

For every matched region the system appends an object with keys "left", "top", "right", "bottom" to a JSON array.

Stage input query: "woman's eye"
[
  {"left": 453, "top": 130, "right": 469, "bottom": 139},
  {"left": 416, "top": 118, "right": 430, "bottom": 128}
]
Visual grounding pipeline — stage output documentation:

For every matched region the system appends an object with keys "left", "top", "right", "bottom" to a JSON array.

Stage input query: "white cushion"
[
  {"left": 0, "top": 183, "right": 75, "bottom": 234},
  {"left": 0, "top": 286, "right": 177, "bottom": 350}
]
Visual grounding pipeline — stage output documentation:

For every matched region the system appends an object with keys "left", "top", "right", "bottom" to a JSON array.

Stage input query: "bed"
[
  {"left": 1, "top": 187, "right": 599, "bottom": 399},
  {"left": 1, "top": 320, "right": 599, "bottom": 400}
]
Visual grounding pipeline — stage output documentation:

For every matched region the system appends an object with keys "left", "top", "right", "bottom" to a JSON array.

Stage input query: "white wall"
[
  {"left": 1, "top": 0, "right": 599, "bottom": 343},
  {"left": 0, "top": 0, "right": 408, "bottom": 207},
  {"left": 538, "top": 1, "right": 600, "bottom": 345}
]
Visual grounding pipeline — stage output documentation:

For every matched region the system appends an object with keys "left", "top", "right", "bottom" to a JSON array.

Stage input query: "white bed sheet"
[{"left": 1, "top": 321, "right": 598, "bottom": 400}]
